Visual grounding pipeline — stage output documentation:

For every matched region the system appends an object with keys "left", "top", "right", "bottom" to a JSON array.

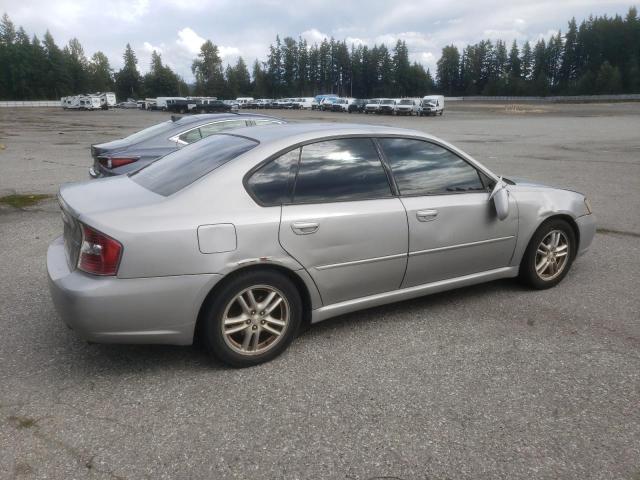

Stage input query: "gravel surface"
[{"left": 0, "top": 103, "right": 638, "bottom": 479}]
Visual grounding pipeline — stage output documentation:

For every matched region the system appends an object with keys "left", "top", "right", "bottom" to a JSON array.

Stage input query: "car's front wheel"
[
  {"left": 520, "top": 219, "right": 576, "bottom": 289},
  {"left": 201, "top": 270, "right": 302, "bottom": 367}
]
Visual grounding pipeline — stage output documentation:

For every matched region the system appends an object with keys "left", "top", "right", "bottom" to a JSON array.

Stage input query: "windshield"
[
  {"left": 131, "top": 134, "right": 258, "bottom": 196},
  {"left": 399, "top": 100, "right": 413, "bottom": 105},
  {"left": 380, "top": 99, "right": 394, "bottom": 104},
  {"left": 368, "top": 100, "right": 380, "bottom": 104},
  {"left": 123, "top": 121, "right": 173, "bottom": 143}
]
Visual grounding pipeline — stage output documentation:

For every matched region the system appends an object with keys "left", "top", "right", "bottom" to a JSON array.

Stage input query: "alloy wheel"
[
  {"left": 535, "top": 230, "right": 570, "bottom": 281},
  {"left": 221, "top": 285, "right": 290, "bottom": 356}
]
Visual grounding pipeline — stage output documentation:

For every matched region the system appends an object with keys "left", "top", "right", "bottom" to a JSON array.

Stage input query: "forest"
[{"left": 0, "top": 7, "right": 638, "bottom": 100}]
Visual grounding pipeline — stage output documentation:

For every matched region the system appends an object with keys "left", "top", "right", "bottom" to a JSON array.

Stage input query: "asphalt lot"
[{"left": 0, "top": 103, "right": 638, "bottom": 479}]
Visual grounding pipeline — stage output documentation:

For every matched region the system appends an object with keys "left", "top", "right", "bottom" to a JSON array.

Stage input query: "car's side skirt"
[{"left": 310, "top": 266, "right": 519, "bottom": 323}]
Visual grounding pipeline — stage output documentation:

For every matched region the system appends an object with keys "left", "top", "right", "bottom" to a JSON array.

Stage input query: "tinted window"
[
  {"left": 131, "top": 134, "right": 258, "bottom": 196},
  {"left": 247, "top": 148, "right": 300, "bottom": 205},
  {"left": 380, "top": 138, "right": 484, "bottom": 195},
  {"left": 293, "top": 138, "right": 391, "bottom": 203}
]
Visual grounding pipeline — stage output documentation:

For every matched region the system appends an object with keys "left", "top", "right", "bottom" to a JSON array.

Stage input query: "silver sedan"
[{"left": 47, "top": 123, "right": 596, "bottom": 367}]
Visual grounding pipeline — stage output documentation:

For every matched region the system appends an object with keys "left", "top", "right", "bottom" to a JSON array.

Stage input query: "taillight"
[
  {"left": 98, "top": 156, "right": 140, "bottom": 169},
  {"left": 78, "top": 224, "right": 122, "bottom": 276}
]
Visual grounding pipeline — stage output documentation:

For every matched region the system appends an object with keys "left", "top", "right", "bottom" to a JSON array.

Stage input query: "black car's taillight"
[{"left": 98, "top": 156, "right": 140, "bottom": 169}]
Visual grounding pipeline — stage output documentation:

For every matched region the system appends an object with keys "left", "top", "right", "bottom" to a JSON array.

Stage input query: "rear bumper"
[
  {"left": 576, "top": 213, "right": 596, "bottom": 257},
  {"left": 47, "top": 236, "right": 222, "bottom": 345}
]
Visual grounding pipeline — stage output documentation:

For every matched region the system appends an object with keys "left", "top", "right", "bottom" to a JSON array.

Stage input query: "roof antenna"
[{"left": 171, "top": 115, "right": 182, "bottom": 122}]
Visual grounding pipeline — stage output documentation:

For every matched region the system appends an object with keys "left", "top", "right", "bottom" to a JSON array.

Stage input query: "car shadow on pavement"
[
  {"left": 54, "top": 278, "right": 522, "bottom": 373},
  {"left": 300, "top": 278, "right": 521, "bottom": 337}
]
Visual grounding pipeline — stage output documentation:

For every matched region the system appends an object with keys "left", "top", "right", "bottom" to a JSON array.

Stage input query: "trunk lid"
[{"left": 58, "top": 176, "right": 164, "bottom": 268}]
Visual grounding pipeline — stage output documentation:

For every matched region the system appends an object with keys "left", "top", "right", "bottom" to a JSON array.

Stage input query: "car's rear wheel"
[
  {"left": 519, "top": 219, "right": 576, "bottom": 289},
  {"left": 201, "top": 270, "right": 302, "bottom": 367}
]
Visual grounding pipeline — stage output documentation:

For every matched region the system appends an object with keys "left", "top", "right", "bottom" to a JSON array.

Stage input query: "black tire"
[
  {"left": 201, "top": 270, "right": 302, "bottom": 367},
  {"left": 519, "top": 218, "right": 576, "bottom": 289}
]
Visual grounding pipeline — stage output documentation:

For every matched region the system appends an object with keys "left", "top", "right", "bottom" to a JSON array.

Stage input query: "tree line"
[
  {"left": 437, "top": 7, "right": 640, "bottom": 95},
  {"left": 1, "top": 7, "right": 639, "bottom": 101}
]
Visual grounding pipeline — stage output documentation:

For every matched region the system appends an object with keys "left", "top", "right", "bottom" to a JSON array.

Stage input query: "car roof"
[
  {"left": 224, "top": 122, "right": 433, "bottom": 145},
  {"left": 171, "top": 113, "right": 282, "bottom": 126}
]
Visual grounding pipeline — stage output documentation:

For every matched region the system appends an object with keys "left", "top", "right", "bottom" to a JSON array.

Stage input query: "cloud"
[
  {"left": 176, "top": 27, "right": 206, "bottom": 55},
  {"left": 219, "top": 46, "right": 241, "bottom": 58},
  {"left": 301, "top": 28, "right": 328, "bottom": 44}
]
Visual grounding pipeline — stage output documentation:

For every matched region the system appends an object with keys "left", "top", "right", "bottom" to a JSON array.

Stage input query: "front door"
[
  {"left": 278, "top": 138, "right": 408, "bottom": 305},
  {"left": 377, "top": 137, "right": 517, "bottom": 287}
]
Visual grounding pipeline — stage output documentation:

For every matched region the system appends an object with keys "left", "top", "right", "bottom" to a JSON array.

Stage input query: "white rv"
[
  {"left": 99, "top": 92, "right": 116, "bottom": 109},
  {"left": 418, "top": 95, "right": 445, "bottom": 116}
]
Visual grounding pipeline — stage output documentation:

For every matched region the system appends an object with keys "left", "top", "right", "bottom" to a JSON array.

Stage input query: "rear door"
[
  {"left": 378, "top": 137, "right": 517, "bottom": 287},
  {"left": 277, "top": 138, "right": 408, "bottom": 305}
]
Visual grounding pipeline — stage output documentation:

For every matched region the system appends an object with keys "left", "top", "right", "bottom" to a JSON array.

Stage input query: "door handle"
[
  {"left": 416, "top": 209, "right": 438, "bottom": 222},
  {"left": 291, "top": 221, "right": 319, "bottom": 235}
]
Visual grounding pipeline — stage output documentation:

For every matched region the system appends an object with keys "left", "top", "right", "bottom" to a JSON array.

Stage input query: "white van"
[
  {"left": 395, "top": 98, "right": 420, "bottom": 116},
  {"left": 236, "top": 97, "right": 254, "bottom": 108},
  {"left": 419, "top": 95, "right": 445, "bottom": 116},
  {"left": 294, "top": 97, "right": 314, "bottom": 109}
]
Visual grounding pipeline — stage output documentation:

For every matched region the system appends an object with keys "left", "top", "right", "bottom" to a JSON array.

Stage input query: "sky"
[{"left": 3, "top": 0, "right": 635, "bottom": 82}]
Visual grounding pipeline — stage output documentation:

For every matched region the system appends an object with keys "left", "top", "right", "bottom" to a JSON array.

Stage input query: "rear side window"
[
  {"left": 293, "top": 138, "right": 392, "bottom": 203},
  {"left": 178, "top": 128, "right": 202, "bottom": 144},
  {"left": 199, "top": 120, "right": 247, "bottom": 138},
  {"left": 379, "top": 138, "right": 484, "bottom": 195},
  {"left": 131, "top": 134, "right": 258, "bottom": 196},
  {"left": 254, "top": 119, "right": 283, "bottom": 126},
  {"left": 247, "top": 148, "right": 300, "bottom": 205}
]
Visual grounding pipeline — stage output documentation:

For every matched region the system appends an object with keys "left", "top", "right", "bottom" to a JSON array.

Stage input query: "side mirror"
[{"left": 489, "top": 176, "right": 510, "bottom": 220}]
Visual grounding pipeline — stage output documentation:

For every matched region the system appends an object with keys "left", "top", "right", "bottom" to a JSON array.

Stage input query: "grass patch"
[
  {"left": 0, "top": 193, "right": 51, "bottom": 208},
  {"left": 8, "top": 415, "right": 38, "bottom": 429}
]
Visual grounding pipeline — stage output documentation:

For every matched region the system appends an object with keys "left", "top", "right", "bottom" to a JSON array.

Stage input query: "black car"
[
  {"left": 196, "top": 99, "right": 232, "bottom": 113},
  {"left": 165, "top": 98, "right": 198, "bottom": 114},
  {"left": 88, "top": 114, "right": 285, "bottom": 178},
  {"left": 348, "top": 99, "right": 368, "bottom": 113}
]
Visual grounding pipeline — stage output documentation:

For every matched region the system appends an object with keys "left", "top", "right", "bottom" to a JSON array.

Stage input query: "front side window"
[
  {"left": 246, "top": 148, "right": 300, "bottom": 205},
  {"left": 293, "top": 138, "right": 392, "bottom": 203},
  {"left": 131, "top": 134, "right": 257, "bottom": 196},
  {"left": 379, "top": 138, "right": 485, "bottom": 196}
]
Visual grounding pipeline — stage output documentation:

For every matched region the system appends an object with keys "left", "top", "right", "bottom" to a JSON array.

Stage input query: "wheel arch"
[
  {"left": 193, "top": 264, "right": 315, "bottom": 343},
  {"left": 523, "top": 213, "right": 581, "bottom": 264}
]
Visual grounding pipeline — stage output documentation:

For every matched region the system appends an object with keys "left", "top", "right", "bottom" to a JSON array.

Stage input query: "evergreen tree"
[
  {"left": 393, "top": 40, "right": 411, "bottom": 96},
  {"left": 143, "top": 50, "right": 181, "bottom": 97},
  {"left": 191, "top": 40, "right": 225, "bottom": 96},
  {"left": 437, "top": 45, "right": 461, "bottom": 95},
  {"left": 115, "top": 44, "right": 141, "bottom": 99},
  {"left": 88, "top": 52, "right": 114, "bottom": 92}
]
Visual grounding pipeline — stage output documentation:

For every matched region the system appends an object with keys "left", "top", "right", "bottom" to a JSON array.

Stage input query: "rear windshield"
[
  {"left": 131, "top": 134, "right": 258, "bottom": 196},
  {"left": 123, "top": 121, "right": 174, "bottom": 143}
]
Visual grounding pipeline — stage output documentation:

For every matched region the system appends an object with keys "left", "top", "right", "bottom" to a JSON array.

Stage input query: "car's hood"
[{"left": 506, "top": 177, "right": 553, "bottom": 188}]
